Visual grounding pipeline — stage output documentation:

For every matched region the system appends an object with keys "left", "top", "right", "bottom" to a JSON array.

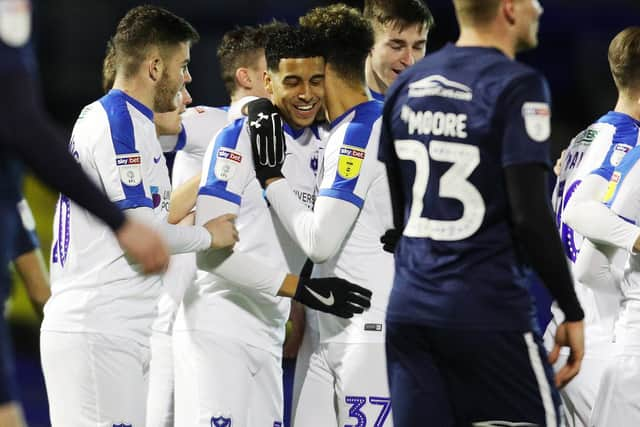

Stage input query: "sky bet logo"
[
  {"left": 339, "top": 147, "right": 365, "bottom": 159},
  {"left": 116, "top": 156, "right": 141, "bottom": 166},
  {"left": 217, "top": 148, "right": 242, "bottom": 163}
]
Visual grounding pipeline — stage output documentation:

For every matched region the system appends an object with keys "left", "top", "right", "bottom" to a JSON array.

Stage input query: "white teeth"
[{"left": 296, "top": 105, "right": 313, "bottom": 111}]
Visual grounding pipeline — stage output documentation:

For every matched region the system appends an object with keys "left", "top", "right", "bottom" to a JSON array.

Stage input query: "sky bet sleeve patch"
[
  {"left": 116, "top": 154, "right": 142, "bottom": 186},
  {"left": 522, "top": 102, "right": 550, "bottom": 143},
  {"left": 214, "top": 147, "right": 242, "bottom": 181},
  {"left": 338, "top": 145, "right": 365, "bottom": 180}
]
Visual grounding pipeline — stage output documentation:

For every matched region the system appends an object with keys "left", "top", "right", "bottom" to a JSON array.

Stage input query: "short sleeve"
[
  {"left": 319, "top": 115, "right": 382, "bottom": 209},
  {"left": 500, "top": 72, "right": 552, "bottom": 168},
  {"left": 92, "top": 105, "right": 152, "bottom": 210},
  {"left": 198, "top": 119, "right": 253, "bottom": 206}
]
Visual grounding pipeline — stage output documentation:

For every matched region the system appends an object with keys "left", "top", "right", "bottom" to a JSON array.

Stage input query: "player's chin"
[{"left": 291, "top": 106, "right": 320, "bottom": 127}]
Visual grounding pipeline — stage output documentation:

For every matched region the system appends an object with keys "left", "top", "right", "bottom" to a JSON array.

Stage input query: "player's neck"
[
  {"left": 112, "top": 75, "right": 155, "bottom": 113},
  {"left": 614, "top": 95, "right": 640, "bottom": 122},
  {"left": 324, "top": 65, "right": 370, "bottom": 122},
  {"left": 456, "top": 26, "right": 516, "bottom": 59},
  {"left": 365, "top": 56, "right": 387, "bottom": 95}
]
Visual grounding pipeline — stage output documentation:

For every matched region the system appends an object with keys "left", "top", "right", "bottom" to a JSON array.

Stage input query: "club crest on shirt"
[
  {"left": 116, "top": 154, "right": 142, "bottom": 186},
  {"left": 338, "top": 146, "right": 365, "bottom": 179},
  {"left": 214, "top": 148, "right": 242, "bottom": 181},
  {"left": 522, "top": 102, "right": 550, "bottom": 143},
  {"left": 603, "top": 171, "right": 621, "bottom": 203},
  {"left": 211, "top": 415, "right": 232, "bottom": 427}
]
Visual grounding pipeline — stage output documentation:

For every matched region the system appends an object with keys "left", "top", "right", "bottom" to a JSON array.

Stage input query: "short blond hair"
[{"left": 453, "top": 0, "right": 501, "bottom": 27}]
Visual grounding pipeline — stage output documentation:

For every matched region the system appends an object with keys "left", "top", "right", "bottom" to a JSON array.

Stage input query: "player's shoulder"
[
  {"left": 596, "top": 111, "right": 640, "bottom": 136},
  {"left": 330, "top": 101, "right": 382, "bottom": 150},
  {"left": 211, "top": 117, "right": 248, "bottom": 152},
  {"left": 182, "top": 105, "right": 229, "bottom": 121}
]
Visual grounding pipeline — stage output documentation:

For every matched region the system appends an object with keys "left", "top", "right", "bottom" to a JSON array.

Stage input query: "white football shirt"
[{"left": 45, "top": 89, "right": 171, "bottom": 344}]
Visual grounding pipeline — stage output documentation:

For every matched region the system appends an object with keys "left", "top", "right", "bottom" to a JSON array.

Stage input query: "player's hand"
[
  {"left": 294, "top": 276, "right": 372, "bottom": 319},
  {"left": 202, "top": 213, "right": 239, "bottom": 249},
  {"left": 553, "top": 149, "right": 566, "bottom": 177},
  {"left": 247, "top": 98, "right": 286, "bottom": 188},
  {"left": 116, "top": 218, "right": 170, "bottom": 274},
  {"left": 380, "top": 228, "right": 401, "bottom": 253},
  {"left": 548, "top": 320, "right": 584, "bottom": 388}
]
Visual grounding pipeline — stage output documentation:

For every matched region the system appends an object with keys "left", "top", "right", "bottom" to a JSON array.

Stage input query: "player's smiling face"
[
  {"left": 266, "top": 56, "right": 325, "bottom": 130},
  {"left": 154, "top": 41, "right": 192, "bottom": 113},
  {"left": 368, "top": 22, "right": 427, "bottom": 93},
  {"left": 515, "top": 0, "right": 543, "bottom": 52}
]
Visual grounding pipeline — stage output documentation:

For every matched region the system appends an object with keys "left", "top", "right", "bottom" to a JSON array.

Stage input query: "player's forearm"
[
  {"left": 2, "top": 70, "right": 125, "bottom": 232},
  {"left": 574, "top": 239, "right": 624, "bottom": 295},
  {"left": 127, "top": 207, "right": 210, "bottom": 254},
  {"left": 13, "top": 249, "right": 50, "bottom": 318},
  {"left": 562, "top": 174, "right": 639, "bottom": 251},
  {"left": 196, "top": 248, "right": 289, "bottom": 297},
  {"left": 168, "top": 173, "right": 200, "bottom": 224},
  {"left": 266, "top": 179, "right": 357, "bottom": 263},
  {"left": 565, "top": 199, "right": 639, "bottom": 252},
  {"left": 504, "top": 164, "right": 584, "bottom": 321}
]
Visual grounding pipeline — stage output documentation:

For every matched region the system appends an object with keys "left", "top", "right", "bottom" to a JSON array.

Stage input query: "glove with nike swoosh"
[
  {"left": 293, "top": 276, "right": 372, "bottom": 319},
  {"left": 247, "top": 98, "right": 286, "bottom": 188}
]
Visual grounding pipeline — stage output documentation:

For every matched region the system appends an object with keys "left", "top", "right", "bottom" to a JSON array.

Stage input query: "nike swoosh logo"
[
  {"left": 306, "top": 286, "right": 335, "bottom": 306},
  {"left": 153, "top": 155, "right": 162, "bottom": 163}
]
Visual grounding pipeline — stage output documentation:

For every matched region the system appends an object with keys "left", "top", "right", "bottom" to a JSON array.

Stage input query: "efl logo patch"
[
  {"left": 211, "top": 415, "right": 232, "bottom": 427},
  {"left": 338, "top": 146, "right": 365, "bottom": 179},
  {"left": 0, "top": 0, "right": 31, "bottom": 48},
  {"left": 522, "top": 102, "right": 550, "bottom": 142},
  {"left": 214, "top": 148, "right": 242, "bottom": 181},
  {"left": 610, "top": 144, "right": 632, "bottom": 167},
  {"left": 603, "top": 171, "right": 621, "bottom": 203},
  {"left": 116, "top": 154, "right": 142, "bottom": 187}
]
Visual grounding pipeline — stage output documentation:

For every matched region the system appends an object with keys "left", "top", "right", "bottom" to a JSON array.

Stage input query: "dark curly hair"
[
  {"left": 265, "top": 24, "right": 323, "bottom": 72},
  {"left": 113, "top": 5, "right": 199, "bottom": 78},
  {"left": 299, "top": 4, "right": 374, "bottom": 85},
  {"left": 363, "top": 0, "right": 434, "bottom": 33},
  {"left": 217, "top": 21, "right": 287, "bottom": 97}
]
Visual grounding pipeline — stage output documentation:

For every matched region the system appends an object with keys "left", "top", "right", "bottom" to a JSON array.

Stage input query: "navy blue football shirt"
[{"left": 379, "top": 43, "right": 552, "bottom": 331}]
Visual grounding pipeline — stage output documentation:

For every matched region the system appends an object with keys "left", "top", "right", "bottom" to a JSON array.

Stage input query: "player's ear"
[
  {"left": 264, "top": 71, "right": 274, "bottom": 96},
  {"left": 148, "top": 48, "right": 164, "bottom": 83},
  {"left": 502, "top": 0, "right": 517, "bottom": 26},
  {"left": 235, "top": 67, "right": 252, "bottom": 90}
]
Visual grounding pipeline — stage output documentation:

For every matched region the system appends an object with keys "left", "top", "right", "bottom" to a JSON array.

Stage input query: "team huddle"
[{"left": 26, "top": 0, "right": 640, "bottom": 426}]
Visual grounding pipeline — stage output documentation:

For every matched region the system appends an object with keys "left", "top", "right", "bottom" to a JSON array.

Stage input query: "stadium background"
[{"left": 6, "top": 0, "right": 640, "bottom": 425}]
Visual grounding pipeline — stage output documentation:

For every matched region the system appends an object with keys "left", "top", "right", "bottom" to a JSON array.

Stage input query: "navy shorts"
[
  {"left": 0, "top": 318, "right": 18, "bottom": 404},
  {"left": 0, "top": 202, "right": 19, "bottom": 404},
  {"left": 386, "top": 321, "right": 562, "bottom": 427}
]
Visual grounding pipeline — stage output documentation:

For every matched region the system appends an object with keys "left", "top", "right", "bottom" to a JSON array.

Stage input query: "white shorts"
[
  {"left": 590, "top": 351, "right": 640, "bottom": 427},
  {"left": 551, "top": 353, "right": 609, "bottom": 427},
  {"left": 146, "top": 330, "right": 174, "bottom": 427},
  {"left": 173, "top": 330, "right": 283, "bottom": 427},
  {"left": 40, "top": 331, "right": 150, "bottom": 427},
  {"left": 294, "top": 342, "right": 391, "bottom": 427},
  {"left": 291, "top": 316, "right": 322, "bottom": 427}
]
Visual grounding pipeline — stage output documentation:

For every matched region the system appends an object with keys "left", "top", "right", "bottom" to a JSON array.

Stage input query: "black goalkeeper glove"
[
  {"left": 380, "top": 228, "right": 401, "bottom": 254},
  {"left": 294, "top": 276, "right": 372, "bottom": 319},
  {"left": 247, "top": 98, "right": 286, "bottom": 188}
]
